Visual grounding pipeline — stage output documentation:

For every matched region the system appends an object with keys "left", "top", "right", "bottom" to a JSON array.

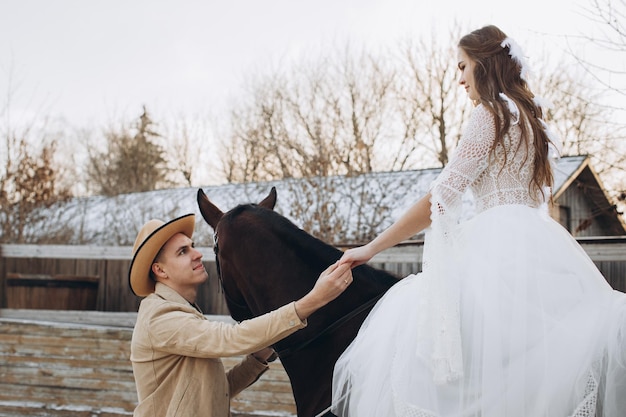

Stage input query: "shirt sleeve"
[
  {"left": 145, "top": 301, "right": 306, "bottom": 358},
  {"left": 430, "top": 104, "right": 496, "bottom": 223}
]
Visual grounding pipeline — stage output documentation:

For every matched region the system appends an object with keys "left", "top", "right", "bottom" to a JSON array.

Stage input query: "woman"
[{"left": 331, "top": 25, "right": 626, "bottom": 417}]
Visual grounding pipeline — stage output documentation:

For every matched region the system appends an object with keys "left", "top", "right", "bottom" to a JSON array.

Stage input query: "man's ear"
[{"left": 151, "top": 262, "right": 167, "bottom": 280}]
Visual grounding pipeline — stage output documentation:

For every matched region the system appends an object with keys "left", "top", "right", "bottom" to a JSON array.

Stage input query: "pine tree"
[{"left": 87, "top": 106, "right": 169, "bottom": 196}]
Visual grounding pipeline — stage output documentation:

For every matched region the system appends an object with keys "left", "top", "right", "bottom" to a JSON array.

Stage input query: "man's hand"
[{"left": 294, "top": 262, "right": 353, "bottom": 320}]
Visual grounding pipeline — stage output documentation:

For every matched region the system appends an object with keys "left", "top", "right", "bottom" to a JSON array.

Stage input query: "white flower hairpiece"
[
  {"left": 532, "top": 96, "right": 561, "bottom": 157},
  {"left": 499, "top": 93, "right": 520, "bottom": 124},
  {"left": 501, "top": 37, "right": 530, "bottom": 82},
  {"left": 539, "top": 118, "right": 563, "bottom": 158}
]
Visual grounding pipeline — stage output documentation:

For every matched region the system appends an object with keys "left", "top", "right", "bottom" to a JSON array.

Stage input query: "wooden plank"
[
  {"left": 223, "top": 356, "right": 296, "bottom": 412},
  {"left": 370, "top": 243, "right": 423, "bottom": 264},
  {"left": 0, "top": 368, "right": 135, "bottom": 393},
  {"left": 0, "top": 319, "right": 132, "bottom": 338},
  {"left": 0, "top": 309, "right": 233, "bottom": 326},
  {"left": 0, "top": 315, "right": 297, "bottom": 417},
  {"left": 0, "top": 244, "right": 214, "bottom": 260},
  {"left": 1, "top": 351, "right": 133, "bottom": 372},
  {"left": 1, "top": 344, "right": 129, "bottom": 363},
  {"left": 102, "top": 258, "right": 140, "bottom": 313},
  {"left": 0, "top": 309, "right": 138, "bottom": 327},
  {"left": 6, "top": 273, "right": 99, "bottom": 283},
  {"left": 579, "top": 242, "right": 626, "bottom": 261},
  {"left": 0, "top": 400, "right": 133, "bottom": 417},
  {"left": 2, "top": 238, "right": 625, "bottom": 312},
  {"left": 6, "top": 276, "right": 99, "bottom": 310},
  {"left": 0, "top": 383, "right": 137, "bottom": 411}
]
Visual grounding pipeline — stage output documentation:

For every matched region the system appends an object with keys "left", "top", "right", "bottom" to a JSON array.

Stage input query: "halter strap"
[
  {"left": 275, "top": 292, "right": 383, "bottom": 359},
  {"left": 213, "top": 231, "right": 251, "bottom": 311}
]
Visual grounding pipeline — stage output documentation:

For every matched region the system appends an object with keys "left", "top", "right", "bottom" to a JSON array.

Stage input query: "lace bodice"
[{"left": 431, "top": 103, "right": 544, "bottom": 222}]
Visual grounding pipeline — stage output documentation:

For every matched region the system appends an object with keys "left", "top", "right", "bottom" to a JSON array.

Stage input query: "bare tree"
[
  {"left": 541, "top": 32, "right": 626, "bottom": 211},
  {"left": 217, "top": 22, "right": 626, "bottom": 242},
  {"left": 222, "top": 45, "right": 404, "bottom": 183},
  {"left": 221, "top": 25, "right": 472, "bottom": 182},
  {"left": 219, "top": 45, "right": 412, "bottom": 243},
  {"left": 572, "top": 0, "right": 626, "bottom": 96},
  {"left": 395, "top": 24, "right": 472, "bottom": 168},
  {"left": 573, "top": 0, "right": 626, "bottom": 213},
  {"left": 0, "top": 63, "right": 73, "bottom": 243},
  {"left": 217, "top": 26, "right": 478, "bottom": 243},
  {"left": 0, "top": 136, "right": 73, "bottom": 243},
  {"left": 161, "top": 114, "right": 218, "bottom": 187}
]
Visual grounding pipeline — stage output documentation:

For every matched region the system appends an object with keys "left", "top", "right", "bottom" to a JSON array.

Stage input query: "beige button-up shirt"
[{"left": 130, "top": 282, "right": 306, "bottom": 416}]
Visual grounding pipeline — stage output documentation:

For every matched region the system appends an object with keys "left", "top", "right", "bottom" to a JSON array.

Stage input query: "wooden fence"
[
  {"left": 0, "top": 309, "right": 296, "bottom": 417},
  {"left": 1, "top": 238, "right": 625, "bottom": 314},
  {"left": 0, "top": 238, "right": 624, "bottom": 417}
]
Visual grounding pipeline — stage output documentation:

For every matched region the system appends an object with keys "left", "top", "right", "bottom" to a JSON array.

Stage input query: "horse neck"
[
  {"left": 219, "top": 208, "right": 338, "bottom": 310},
  {"left": 217, "top": 208, "right": 398, "bottom": 417}
]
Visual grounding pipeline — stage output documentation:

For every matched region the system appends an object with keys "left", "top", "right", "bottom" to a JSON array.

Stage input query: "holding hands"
[
  {"left": 338, "top": 243, "right": 377, "bottom": 269},
  {"left": 294, "top": 261, "right": 353, "bottom": 320}
]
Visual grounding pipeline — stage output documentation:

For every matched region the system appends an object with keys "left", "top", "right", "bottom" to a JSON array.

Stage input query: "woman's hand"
[{"left": 339, "top": 244, "right": 376, "bottom": 268}]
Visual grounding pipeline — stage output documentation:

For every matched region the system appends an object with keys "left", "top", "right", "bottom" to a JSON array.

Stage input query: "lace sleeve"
[
  {"left": 420, "top": 104, "right": 497, "bottom": 385},
  {"left": 430, "top": 104, "right": 496, "bottom": 224}
]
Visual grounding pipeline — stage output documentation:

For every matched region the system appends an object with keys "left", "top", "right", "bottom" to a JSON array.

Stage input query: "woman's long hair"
[{"left": 459, "top": 25, "right": 553, "bottom": 200}]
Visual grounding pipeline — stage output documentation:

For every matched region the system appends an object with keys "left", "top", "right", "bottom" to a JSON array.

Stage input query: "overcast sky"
[{"left": 0, "top": 0, "right": 602, "bottom": 130}]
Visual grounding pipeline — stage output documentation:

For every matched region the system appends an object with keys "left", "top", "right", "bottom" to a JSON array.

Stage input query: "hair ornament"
[
  {"left": 538, "top": 118, "right": 562, "bottom": 159},
  {"left": 532, "top": 96, "right": 561, "bottom": 158},
  {"left": 498, "top": 93, "right": 520, "bottom": 124},
  {"left": 500, "top": 37, "right": 529, "bottom": 82}
]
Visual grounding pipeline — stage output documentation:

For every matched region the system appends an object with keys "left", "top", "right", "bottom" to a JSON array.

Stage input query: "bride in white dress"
[{"left": 330, "top": 25, "right": 626, "bottom": 417}]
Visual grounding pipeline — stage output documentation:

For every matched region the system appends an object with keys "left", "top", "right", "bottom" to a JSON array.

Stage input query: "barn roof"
[
  {"left": 553, "top": 155, "right": 588, "bottom": 196},
  {"left": 552, "top": 155, "right": 626, "bottom": 235},
  {"left": 30, "top": 155, "right": 623, "bottom": 245}
]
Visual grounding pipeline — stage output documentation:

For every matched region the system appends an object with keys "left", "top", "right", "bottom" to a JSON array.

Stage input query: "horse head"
[
  {"left": 198, "top": 186, "right": 277, "bottom": 228},
  {"left": 197, "top": 187, "right": 278, "bottom": 321},
  {"left": 197, "top": 187, "right": 398, "bottom": 417}
]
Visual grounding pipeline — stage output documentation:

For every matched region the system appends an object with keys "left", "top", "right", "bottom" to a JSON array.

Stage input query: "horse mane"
[
  {"left": 220, "top": 203, "right": 398, "bottom": 287},
  {"left": 222, "top": 203, "right": 342, "bottom": 259}
]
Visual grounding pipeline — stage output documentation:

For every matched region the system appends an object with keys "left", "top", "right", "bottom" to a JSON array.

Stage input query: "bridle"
[
  {"left": 212, "top": 228, "right": 384, "bottom": 359},
  {"left": 213, "top": 230, "right": 251, "bottom": 313}
]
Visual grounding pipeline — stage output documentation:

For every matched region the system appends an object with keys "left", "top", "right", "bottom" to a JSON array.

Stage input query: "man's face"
[{"left": 154, "top": 233, "right": 208, "bottom": 290}]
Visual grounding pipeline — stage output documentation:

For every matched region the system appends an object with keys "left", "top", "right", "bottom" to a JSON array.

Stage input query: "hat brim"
[{"left": 129, "top": 214, "right": 196, "bottom": 297}]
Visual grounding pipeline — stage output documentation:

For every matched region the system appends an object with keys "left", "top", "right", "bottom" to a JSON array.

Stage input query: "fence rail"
[
  {"left": 2, "top": 238, "right": 625, "bottom": 313},
  {"left": 0, "top": 309, "right": 296, "bottom": 417}
]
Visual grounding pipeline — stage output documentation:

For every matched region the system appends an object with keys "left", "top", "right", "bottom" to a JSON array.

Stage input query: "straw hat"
[{"left": 129, "top": 213, "right": 196, "bottom": 296}]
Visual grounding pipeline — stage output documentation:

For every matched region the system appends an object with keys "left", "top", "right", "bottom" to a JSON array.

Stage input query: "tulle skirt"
[{"left": 331, "top": 205, "right": 626, "bottom": 417}]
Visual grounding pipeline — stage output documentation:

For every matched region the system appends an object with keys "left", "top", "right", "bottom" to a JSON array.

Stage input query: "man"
[{"left": 128, "top": 213, "right": 352, "bottom": 416}]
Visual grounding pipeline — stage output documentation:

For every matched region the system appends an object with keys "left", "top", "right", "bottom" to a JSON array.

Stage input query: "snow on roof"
[
  {"left": 552, "top": 155, "right": 587, "bottom": 194},
  {"left": 34, "top": 156, "right": 587, "bottom": 246}
]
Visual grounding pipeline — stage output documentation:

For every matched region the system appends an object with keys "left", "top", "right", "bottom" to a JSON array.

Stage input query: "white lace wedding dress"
[{"left": 331, "top": 104, "right": 626, "bottom": 417}]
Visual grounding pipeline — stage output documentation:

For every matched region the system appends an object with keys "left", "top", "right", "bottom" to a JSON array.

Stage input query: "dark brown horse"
[{"left": 197, "top": 187, "right": 398, "bottom": 417}]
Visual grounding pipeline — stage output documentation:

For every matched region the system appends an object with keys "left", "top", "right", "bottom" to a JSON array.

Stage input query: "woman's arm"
[
  {"left": 340, "top": 105, "right": 497, "bottom": 269},
  {"left": 339, "top": 192, "right": 432, "bottom": 268}
]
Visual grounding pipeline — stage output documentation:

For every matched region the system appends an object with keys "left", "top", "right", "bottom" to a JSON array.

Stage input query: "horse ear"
[
  {"left": 197, "top": 188, "right": 224, "bottom": 229},
  {"left": 258, "top": 187, "right": 277, "bottom": 210}
]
